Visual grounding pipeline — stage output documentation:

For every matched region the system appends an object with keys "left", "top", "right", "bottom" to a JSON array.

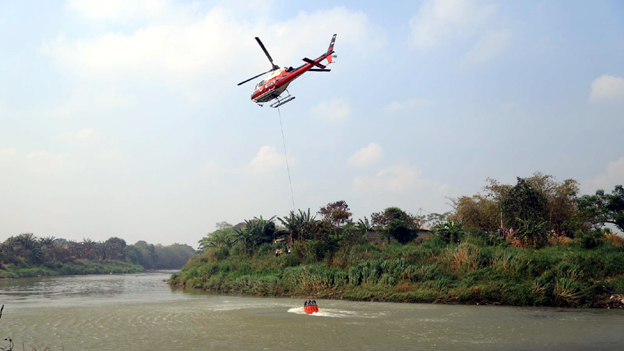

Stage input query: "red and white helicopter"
[{"left": 238, "top": 34, "right": 337, "bottom": 108}]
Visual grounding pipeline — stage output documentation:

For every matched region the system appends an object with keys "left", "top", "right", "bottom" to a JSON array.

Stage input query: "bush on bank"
[{"left": 170, "top": 238, "right": 624, "bottom": 308}]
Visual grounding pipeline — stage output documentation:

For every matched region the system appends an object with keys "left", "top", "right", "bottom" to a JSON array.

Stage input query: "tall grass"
[{"left": 170, "top": 238, "right": 624, "bottom": 307}]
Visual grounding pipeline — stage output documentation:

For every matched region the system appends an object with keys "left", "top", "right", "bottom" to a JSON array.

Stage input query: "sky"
[{"left": 1, "top": 0, "right": 623, "bottom": 246}]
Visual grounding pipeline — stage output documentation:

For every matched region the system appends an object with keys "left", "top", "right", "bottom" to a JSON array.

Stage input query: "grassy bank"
[
  {"left": 169, "top": 239, "right": 624, "bottom": 308},
  {"left": 0, "top": 259, "right": 144, "bottom": 278}
]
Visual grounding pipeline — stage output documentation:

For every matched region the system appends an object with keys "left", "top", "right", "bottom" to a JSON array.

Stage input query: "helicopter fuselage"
[
  {"left": 251, "top": 51, "right": 333, "bottom": 104},
  {"left": 238, "top": 34, "right": 336, "bottom": 108}
]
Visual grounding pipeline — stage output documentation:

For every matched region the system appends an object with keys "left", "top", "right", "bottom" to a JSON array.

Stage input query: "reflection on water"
[
  {"left": 0, "top": 271, "right": 190, "bottom": 308},
  {"left": 0, "top": 272, "right": 623, "bottom": 351}
]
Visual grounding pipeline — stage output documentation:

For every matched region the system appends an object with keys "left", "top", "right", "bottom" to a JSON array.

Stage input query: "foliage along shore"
[
  {"left": 170, "top": 174, "right": 624, "bottom": 308},
  {"left": 170, "top": 239, "right": 624, "bottom": 308},
  {"left": 0, "top": 234, "right": 196, "bottom": 279},
  {"left": 0, "top": 259, "right": 144, "bottom": 279}
]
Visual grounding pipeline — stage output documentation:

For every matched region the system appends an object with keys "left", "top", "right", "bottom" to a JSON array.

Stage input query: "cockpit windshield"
[{"left": 256, "top": 80, "right": 265, "bottom": 89}]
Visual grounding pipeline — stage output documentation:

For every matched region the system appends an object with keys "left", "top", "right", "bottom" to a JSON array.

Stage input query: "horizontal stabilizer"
[{"left": 302, "top": 57, "right": 326, "bottom": 69}]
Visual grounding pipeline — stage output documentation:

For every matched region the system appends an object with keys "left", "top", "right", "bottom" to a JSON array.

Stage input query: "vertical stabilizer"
[{"left": 326, "top": 34, "right": 337, "bottom": 63}]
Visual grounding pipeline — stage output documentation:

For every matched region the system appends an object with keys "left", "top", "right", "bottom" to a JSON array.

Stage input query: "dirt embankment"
[{"left": 593, "top": 294, "right": 624, "bottom": 309}]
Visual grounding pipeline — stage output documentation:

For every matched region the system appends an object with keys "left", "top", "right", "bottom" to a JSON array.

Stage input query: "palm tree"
[
  {"left": 68, "top": 240, "right": 79, "bottom": 259},
  {"left": 278, "top": 209, "right": 317, "bottom": 244},
  {"left": 199, "top": 230, "right": 234, "bottom": 250},
  {"left": 14, "top": 233, "right": 37, "bottom": 251},
  {"left": 434, "top": 222, "right": 466, "bottom": 244},
  {"left": 233, "top": 227, "right": 255, "bottom": 254},
  {"left": 252, "top": 215, "right": 278, "bottom": 246},
  {"left": 2, "top": 237, "right": 16, "bottom": 255},
  {"left": 514, "top": 218, "right": 551, "bottom": 249},
  {"left": 356, "top": 217, "right": 373, "bottom": 234},
  {"left": 39, "top": 236, "right": 56, "bottom": 250}
]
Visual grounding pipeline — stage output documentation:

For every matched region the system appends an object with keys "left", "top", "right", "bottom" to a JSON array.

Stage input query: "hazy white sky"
[{"left": 1, "top": 0, "right": 623, "bottom": 246}]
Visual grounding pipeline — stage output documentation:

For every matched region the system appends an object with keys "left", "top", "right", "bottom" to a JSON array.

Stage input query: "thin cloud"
[
  {"left": 354, "top": 163, "right": 425, "bottom": 193},
  {"left": 50, "top": 88, "right": 133, "bottom": 118},
  {"left": 410, "top": 0, "right": 510, "bottom": 63},
  {"left": 312, "top": 98, "right": 351, "bottom": 122},
  {"left": 43, "top": 6, "right": 380, "bottom": 83},
  {"left": 465, "top": 29, "right": 511, "bottom": 63},
  {"left": 99, "top": 146, "right": 122, "bottom": 160},
  {"left": 409, "top": 0, "right": 498, "bottom": 48},
  {"left": 352, "top": 163, "right": 453, "bottom": 213},
  {"left": 0, "top": 147, "right": 16, "bottom": 156},
  {"left": 25, "top": 151, "right": 69, "bottom": 175},
  {"left": 247, "top": 145, "right": 295, "bottom": 174},
  {"left": 60, "top": 128, "right": 97, "bottom": 143},
  {"left": 349, "top": 143, "right": 382, "bottom": 167},
  {"left": 589, "top": 75, "right": 624, "bottom": 103},
  {"left": 583, "top": 156, "right": 624, "bottom": 193},
  {"left": 66, "top": 0, "right": 171, "bottom": 20}
]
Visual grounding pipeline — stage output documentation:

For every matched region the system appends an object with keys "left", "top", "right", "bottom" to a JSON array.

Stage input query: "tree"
[
  {"left": 153, "top": 243, "right": 196, "bottom": 269},
  {"left": 387, "top": 219, "right": 417, "bottom": 244},
  {"left": 524, "top": 173, "right": 579, "bottom": 231},
  {"left": 105, "top": 237, "right": 127, "bottom": 248},
  {"left": 371, "top": 207, "right": 419, "bottom": 244},
  {"left": 278, "top": 209, "right": 316, "bottom": 243},
  {"left": 514, "top": 218, "right": 551, "bottom": 249},
  {"left": 577, "top": 185, "right": 624, "bottom": 232},
  {"left": 501, "top": 177, "right": 547, "bottom": 229},
  {"left": 343, "top": 221, "right": 368, "bottom": 246},
  {"left": 451, "top": 195, "right": 499, "bottom": 232},
  {"left": 229, "top": 216, "right": 279, "bottom": 254},
  {"left": 243, "top": 216, "right": 278, "bottom": 247},
  {"left": 233, "top": 227, "right": 255, "bottom": 254},
  {"left": 104, "top": 237, "right": 127, "bottom": 260},
  {"left": 198, "top": 228, "right": 235, "bottom": 251},
  {"left": 318, "top": 200, "right": 353, "bottom": 241},
  {"left": 356, "top": 217, "right": 373, "bottom": 234},
  {"left": 216, "top": 221, "right": 233, "bottom": 230},
  {"left": 39, "top": 236, "right": 56, "bottom": 250},
  {"left": 130, "top": 241, "right": 158, "bottom": 269},
  {"left": 14, "top": 233, "right": 37, "bottom": 253},
  {"left": 318, "top": 200, "right": 352, "bottom": 228},
  {"left": 432, "top": 221, "right": 466, "bottom": 244},
  {"left": 483, "top": 174, "right": 579, "bottom": 231}
]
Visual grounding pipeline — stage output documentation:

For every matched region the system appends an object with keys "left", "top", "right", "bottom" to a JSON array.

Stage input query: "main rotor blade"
[
  {"left": 237, "top": 69, "right": 273, "bottom": 86},
  {"left": 255, "top": 37, "right": 278, "bottom": 70},
  {"left": 308, "top": 68, "right": 331, "bottom": 72}
]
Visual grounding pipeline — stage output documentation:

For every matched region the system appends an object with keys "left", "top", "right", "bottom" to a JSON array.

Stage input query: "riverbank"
[
  {"left": 169, "top": 240, "right": 624, "bottom": 308},
  {"left": 0, "top": 259, "right": 144, "bottom": 278}
]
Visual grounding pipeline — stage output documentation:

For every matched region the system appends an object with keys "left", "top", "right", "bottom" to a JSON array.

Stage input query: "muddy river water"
[{"left": 1, "top": 272, "right": 622, "bottom": 350}]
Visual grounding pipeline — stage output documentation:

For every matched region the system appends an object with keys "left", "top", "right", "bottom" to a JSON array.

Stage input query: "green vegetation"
[
  {"left": 171, "top": 176, "right": 624, "bottom": 308},
  {"left": 0, "top": 234, "right": 196, "bottom": 278}
]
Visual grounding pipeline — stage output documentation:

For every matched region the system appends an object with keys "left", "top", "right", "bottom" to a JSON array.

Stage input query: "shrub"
[{"left": 579, "top": 230, "right": 604, "bottom": 249}]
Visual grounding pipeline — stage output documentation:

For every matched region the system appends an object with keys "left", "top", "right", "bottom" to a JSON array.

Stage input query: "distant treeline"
[{"left": 0, "top": 234, "right": 196, "bottom": 278}]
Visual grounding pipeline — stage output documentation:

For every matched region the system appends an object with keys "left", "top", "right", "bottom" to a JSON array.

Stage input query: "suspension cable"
[{"left": 277, "top": 107, "right": 296, "bottom": 212}]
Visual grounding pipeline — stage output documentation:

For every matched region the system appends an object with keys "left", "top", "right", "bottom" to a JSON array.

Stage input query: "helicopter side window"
[{"left": 257, "top": 80, "right": 265, "bottom": 89}]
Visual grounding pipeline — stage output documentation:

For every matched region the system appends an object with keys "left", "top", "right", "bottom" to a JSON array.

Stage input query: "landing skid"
[
  {"left": 270, "top": 96, "right": 295, "bottom": 108},
  {"left": 270, "top": 90, "right": 295, "bottom": 108}
]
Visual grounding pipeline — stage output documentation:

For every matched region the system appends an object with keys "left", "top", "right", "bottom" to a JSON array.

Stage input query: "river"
[{"left": 0, "top": 272, "right": 622, "bottom": 350}]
